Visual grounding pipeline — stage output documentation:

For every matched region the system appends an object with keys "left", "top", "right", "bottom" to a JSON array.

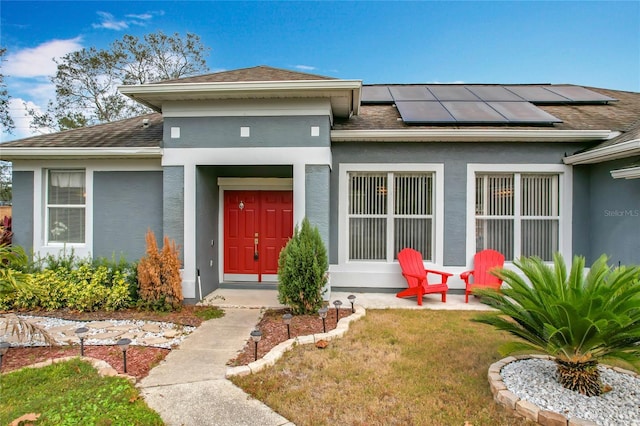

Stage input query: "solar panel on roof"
[
  {"left": 487, "top": 102, "right": 563, "bottom": 123},
  {"left": 389, "top": 86, "right": 437, "bottom": 101},
  {"left": 465, "top": 86, "right": 525, "bottom": 102},
  {"left": 544, "top": 86, "right": 617, "bottom": 103},
  {"left": 361, "top": 86, "right": 393, "bottom": 103},
  {"left": 504, "top": 86, "right": 572, "bottom": 103},
  {"left": 441, "top": 101, "right": 508, "bottom": 123},
  {"left": 395, "top": 101, "right": 456, "bottom": 123},
  {"left": 426, "top": 86, "right": 480, "bottom": 101}
]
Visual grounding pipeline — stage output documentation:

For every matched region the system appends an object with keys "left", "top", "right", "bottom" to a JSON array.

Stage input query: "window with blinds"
[
  {"left": 46, "top": 170, "right": 86, "bottom": 244},
  {"left": 475, "top": 173, "right": 559, "bottom": 261},
  {"left": 348, "top": 172, "right": 434, "bottom": 261}
]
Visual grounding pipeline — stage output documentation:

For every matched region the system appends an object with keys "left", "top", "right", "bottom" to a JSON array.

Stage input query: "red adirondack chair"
[
  {"left": 396, "top": 248, "right": 452, "bottom": 305},
  {"left": 460, "top": 249, "right": 505, "bottom": 303}
]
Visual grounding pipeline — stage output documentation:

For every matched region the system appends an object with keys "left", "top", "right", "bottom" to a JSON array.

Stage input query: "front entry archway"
[{"left": 223, "top": 190, "right": 293, "bottom": 282}]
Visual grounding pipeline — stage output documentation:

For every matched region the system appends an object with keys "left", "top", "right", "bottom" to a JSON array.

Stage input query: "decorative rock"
[
  {"left": 539, "top": 410, "right": 567, "bottom": 426},
  {"left": 90, "top": 331, "right": 125, "bottom": 340},
  {"left": 515, "top": 399, "right": 540, "bottom": 422},
  {"left": 496, "top": 389, "right": 519, "bottom": 410},
  {"left": 141, "top": 323, "right": 162, "bottom": 333},
  {"left": 568, "top": 418, "right": 598, "bottom": 426},
  {"left": 139, "top": 337, "right": 171, "bottom": 346},
  {"left": 86, "top": 321, "right": 113, "bottom": 329},
  {"left": 163, "top": 329, "right": 179, "bottom": 338}
]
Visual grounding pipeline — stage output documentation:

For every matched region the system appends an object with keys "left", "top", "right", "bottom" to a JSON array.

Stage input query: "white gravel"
[
  {"left": 1, "top": 315, "right": 196, "bottom": 349},
  {"left": 501, "top": 358, "right": 640, "bottom": 426}
]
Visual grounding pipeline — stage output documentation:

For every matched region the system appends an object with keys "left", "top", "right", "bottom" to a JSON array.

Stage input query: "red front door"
[{"left": 224, "top": 190, "right": 293, "bottom": 282}]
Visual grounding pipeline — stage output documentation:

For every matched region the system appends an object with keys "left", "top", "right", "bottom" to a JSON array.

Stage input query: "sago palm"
[{"left": 474, "top": 253, "right": 640, "bottom": 396}]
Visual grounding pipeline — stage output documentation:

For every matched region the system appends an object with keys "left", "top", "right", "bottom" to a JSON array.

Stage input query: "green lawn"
[
  {"left": 0, "top": 358, "right": 163, "bottom": 425},
  {"left": 231, "top": 309, "right": 534, "bottom": 426}
]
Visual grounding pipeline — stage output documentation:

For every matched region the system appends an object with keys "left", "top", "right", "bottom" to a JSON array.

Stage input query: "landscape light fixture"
[
  {"left": 282, "top": 313, "right": 293, "bottom": 339},
  {"left": 333, "top": 300, "right": 343, "bottom": 321},
  {"left": 318, "top": 307, "right": 328, "bottom": 333},
  {"left": 116, "top": 338, "right": 132, "bottom": 373},
  {"left": 75, "top": 327, "right": 89, "bottom": 357},
  {"left": 348, "top": 294, "right": 356, "bottom": 313},
  {"left": 0, "top": 341, "right": 9, "bottom": 371},
  {"left": 250, "top": 329, "right": 262, "bottom": 361}
]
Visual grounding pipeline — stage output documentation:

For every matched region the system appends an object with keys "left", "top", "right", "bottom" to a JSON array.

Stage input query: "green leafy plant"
[
  {"left": 474, "top": 253, "right": 640, "bottom": 396},
  {"left": 277, "top": 217, "right": 328, "bottom": 315}
]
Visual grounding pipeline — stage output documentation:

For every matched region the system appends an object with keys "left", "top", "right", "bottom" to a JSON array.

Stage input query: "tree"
[
  {"left": 28, "top": 31, "right": 209, "bottom": 131},
  {"left": 277, "top": 218, "right": 328, "bottom": 315},
  {"left": 0, "top": 161, "right": 10, "bottom": 202},
  {"left": 474, "top": 253, "right": 640, "bottom": 396},
  {"left": 0, "top": 47, "right": 15, "bottom": 133}
]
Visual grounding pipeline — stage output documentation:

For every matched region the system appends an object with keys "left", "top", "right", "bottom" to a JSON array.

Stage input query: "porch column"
[
  {"left": 305, "top": 165, "right": 330, "bottom": 252},
  {"left": 293, "top": 162, "right": 306, "bottom": 226}
]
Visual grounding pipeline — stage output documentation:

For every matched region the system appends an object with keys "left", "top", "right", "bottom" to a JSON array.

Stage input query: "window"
[
  {"left": 475, "top": 172, "right": 559, "bottom": 261},
  {"left": 348, "top": 171, "right": 435, "bottom": 261},
  {"left": 46, "top": 170, "right": 86, "bottom": 244}
]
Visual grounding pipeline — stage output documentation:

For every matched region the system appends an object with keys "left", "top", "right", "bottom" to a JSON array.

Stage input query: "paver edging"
[
  {"left": 488, "top": 355, "right": 639, "bottom": 426},
  {"left": 226, "top": 305, "right": 366, "bottom": 378}
]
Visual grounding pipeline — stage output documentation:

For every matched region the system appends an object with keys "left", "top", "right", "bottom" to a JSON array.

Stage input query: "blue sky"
[{"left": 1, "top": 1, "right": 639, "bottom": 141}]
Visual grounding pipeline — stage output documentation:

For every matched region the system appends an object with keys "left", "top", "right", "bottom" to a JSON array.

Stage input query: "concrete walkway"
[
  {"left": 138, "top": 289, "right": 493, "bottom": 426},
  {"left": 138, "top": 309, "right": 293, "bottom": 426}
]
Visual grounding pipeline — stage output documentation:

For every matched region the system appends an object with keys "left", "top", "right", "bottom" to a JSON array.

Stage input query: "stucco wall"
[
  {"left": 93, "top": 171, "right": 163, "bottom": 260},
  {"left": 305, "top": 165, "right": 330, "bottom": 251},
  {"left": 163, "top": 116, "right": 331, "bottom": 148},
  {"left": 11, "top": 171, "right": 34, "bottom": 251},
  {"left": 586, "top": 157, "right": 640, "bottom": 265},
  {"left": 163, "top": 166, "right": 185, "bottom": 257},
  {"left": 329, "top": 141, "right": 590, "bottom": 267}
]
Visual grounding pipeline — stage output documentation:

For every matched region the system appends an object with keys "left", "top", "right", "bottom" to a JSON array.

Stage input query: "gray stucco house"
[{"left": 2, "top": 66, "right": 639, "bottom": 302}]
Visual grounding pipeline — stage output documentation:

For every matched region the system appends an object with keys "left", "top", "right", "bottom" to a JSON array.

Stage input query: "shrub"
[
  {"left": 0, "top": 250, "right": 136, "bottom": 312},
  {"left": 474, "top": 253, "right": 640, "bottom": 396},
  {"left": 277, "top": 218, "right": 327, "bottom": 315},
  {"left": 137, "top": 230, "right": 183, "bottom": 311}
]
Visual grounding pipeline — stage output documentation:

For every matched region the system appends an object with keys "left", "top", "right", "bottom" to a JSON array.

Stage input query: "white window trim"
[
  {"left": 465, "top": 163, "right": 573, "bottom": 267},
  {"left": 25, "top": 159, "right": 162, "bottom": 259},
  {"left": 44, "top": 169, "right": 87, "bottom": 246},
  {"left": 338, "top": 163, "right": 445, "bottom": 267}
]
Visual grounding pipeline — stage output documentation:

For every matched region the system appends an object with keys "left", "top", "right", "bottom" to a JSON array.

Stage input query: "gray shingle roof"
[
  {"left": 2, "top": 66, "right": 639, "bottom": 152},
  {"left": 0, "top": 113, "right": 162, "bottom": 149},
  {"left": 155, "top": 65, "right": 336, "bottom": 84}
]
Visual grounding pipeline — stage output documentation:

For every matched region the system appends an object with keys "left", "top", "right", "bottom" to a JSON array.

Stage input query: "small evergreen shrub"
[
  {"left": 277, "top": 218, "right": 327, "bottom": 315},
  {"left": 137, "top": 230, "right": 183, "bottom": 311}
]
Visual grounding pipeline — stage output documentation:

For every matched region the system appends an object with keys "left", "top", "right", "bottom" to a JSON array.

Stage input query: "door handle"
[{"left": 254, "top": 234, "right": 259, "bottom": 260}]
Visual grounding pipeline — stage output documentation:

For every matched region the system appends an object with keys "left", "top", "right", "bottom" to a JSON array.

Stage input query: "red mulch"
[
  {"left": 229, "top": 307, "right": 347, "bottom": 366},
  {"left": 1, "top": 345, "right": 170, "bottom": 380},
  {"left": 1, "top": 306, "right": 352, "bottom": 379}
]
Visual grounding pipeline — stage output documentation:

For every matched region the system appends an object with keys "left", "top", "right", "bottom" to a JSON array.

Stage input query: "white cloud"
[
  {"left": 295, "top": 65, "right": 317, "bottom": 71},
  {"left": 93, "top": 11, "right": 129, "bottom": 30},
  {"left": 93, "top": 10, "right": 165, "bottom": 30},
  {"left": 4, "top": 38, "right": 83, "bottom": 78},
  {"left": 0, "top": 98, "right": 53, "bottom": 142}
]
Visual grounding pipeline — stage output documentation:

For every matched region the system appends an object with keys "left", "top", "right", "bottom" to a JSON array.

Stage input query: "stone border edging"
[
  {"left": 488, "top": 354, "right": 640, "bottom": 426},
  {"left": 226, "top": 305, "right": 366, "bottom": 378},
  {"left": 3, "top": 355, "right": 136, "bottom": 383}
]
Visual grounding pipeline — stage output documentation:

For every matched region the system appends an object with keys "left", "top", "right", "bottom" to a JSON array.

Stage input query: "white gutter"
[
  {"left": 0, "top": 147, "right": 163, "bottom": 160},
  {"left": 119, "top": 79, "right": 362, "bottom": 95},
  {"left": 610, "top": 166, "right": 640, "bottom": 179},
  {"left": 563, "top": 139, "right": 640, "bottom": 164},
  {"left": 331, "top": 129, "right": 614, "bottom": 143}
]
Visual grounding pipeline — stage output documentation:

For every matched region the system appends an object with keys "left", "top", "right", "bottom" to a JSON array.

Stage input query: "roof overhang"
[
  {"left": 119, "top": 80, "right": 362, "bottom": 118},
  {"left": 331, "top": 129, "right": 614, "bottom": 143},
  {"left": 0, "top": 147, "right": 162, "bottom": 160},
  {"left": 563, "top": 139, "right": 640, "bottom": 164},
  {"left": 610, "top": 165, "right": 640, "bottom": 179}
]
